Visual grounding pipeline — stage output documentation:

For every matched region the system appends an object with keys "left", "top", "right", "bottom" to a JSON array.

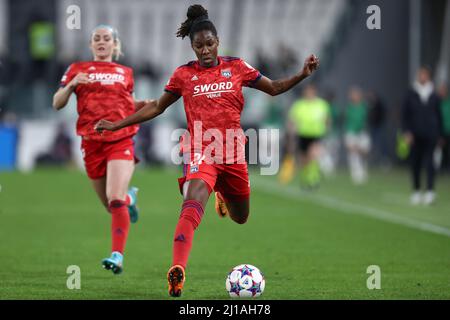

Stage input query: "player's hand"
[
  {"left": 301, "top": 54, "right": 319, "bottom": 78},
  {"left": 94, "top": 119, "right": 117, "bottom": 132},
  {"left": 69, "top": 73, "right": 90, "bottom": 88}
]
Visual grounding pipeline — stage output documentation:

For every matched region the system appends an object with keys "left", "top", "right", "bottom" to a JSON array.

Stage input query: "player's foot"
[
  {"left": 410, "top": 191, "right": 422, "bottom": 205},
  {"left": 167, "top": 265, "right": 185, "bottom": 297},
  {"left": 423, "top": 191, "right": 435, "bottom": 206},
  {"left": 102, "top": 251, "right": 123, "bottom": 274},
  {"left": 127, "top": 186, "right": 139, "bottom": 223},
  {"left": 215, "top": 192, "right": 229, "bottom": 218}
]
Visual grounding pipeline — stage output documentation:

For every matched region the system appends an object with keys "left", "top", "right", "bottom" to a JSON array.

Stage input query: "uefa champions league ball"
[{"left": 225, "top": 264, "right": 265, "bottom": 298}]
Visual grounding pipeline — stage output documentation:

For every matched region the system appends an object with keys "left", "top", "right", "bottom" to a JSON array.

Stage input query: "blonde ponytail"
[{"left": 113, "top": 37, "right": 123, "bottom": 61}]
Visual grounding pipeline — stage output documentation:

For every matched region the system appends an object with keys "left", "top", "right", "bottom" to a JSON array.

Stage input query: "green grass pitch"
[{"left": 0, "top": 167, "right": 449, "bottom": 299}]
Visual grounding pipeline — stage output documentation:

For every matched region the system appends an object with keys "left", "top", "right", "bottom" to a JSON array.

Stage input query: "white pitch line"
[{"left": 251, "top": 177, "right": 450, "bottom": 239}]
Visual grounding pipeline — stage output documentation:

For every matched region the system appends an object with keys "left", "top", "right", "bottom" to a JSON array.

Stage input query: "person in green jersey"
[
  {"left": 344, "top": 86, "right": 371, "bottom": 184},
  {"left": 438, "top": 83, "right": 450, "bottom": 170},
  {"left": 321, "top": 90, "right": 341, "bottom": 175},
  {"left": 287, "top": 84, "right": 330, "bottom": 188}
]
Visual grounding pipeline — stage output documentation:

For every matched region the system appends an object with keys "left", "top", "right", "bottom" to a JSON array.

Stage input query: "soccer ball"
[{"left": 225, "top": 264, "right": 265, "bottom": 298}]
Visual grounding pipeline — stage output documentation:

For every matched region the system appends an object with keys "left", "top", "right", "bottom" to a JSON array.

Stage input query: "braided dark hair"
[{"left": 176, "top": 4, "right": 217, "bottom": 41}]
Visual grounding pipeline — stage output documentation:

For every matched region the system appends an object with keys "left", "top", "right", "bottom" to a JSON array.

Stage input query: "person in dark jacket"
[{"left": 402, "top": 67, "right": 443, "bottom": 205}]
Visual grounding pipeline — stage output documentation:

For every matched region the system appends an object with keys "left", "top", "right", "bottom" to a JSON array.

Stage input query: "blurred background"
[
  {"left": 0, "top": 0, "right": 449, "bottom": 175},
  {"left": 1, "top": 0, "right": 450, "bottom": 300}
]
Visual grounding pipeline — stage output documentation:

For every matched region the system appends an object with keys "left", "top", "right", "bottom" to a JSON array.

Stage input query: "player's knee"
[
  {"left": 184, "top": 183, "right": 209, "bottom": 204},
  {"left": 108, "top": 199, "right": 127, "bottom": 212},
  {"left": 107, "top": 193, "right": 127, "bottom": 204}
]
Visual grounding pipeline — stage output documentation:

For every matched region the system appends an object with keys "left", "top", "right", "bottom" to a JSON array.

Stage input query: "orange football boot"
[
  {"left": 167, "top": 265, "right": 185, "bottom": 297},
  {"left": 215, "top": 192, "right": 229, "bottom": 218}
]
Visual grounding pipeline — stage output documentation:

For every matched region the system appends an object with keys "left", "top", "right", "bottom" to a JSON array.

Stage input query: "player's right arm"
[
  {"left": 94, "top": 91, "right": 179, "bottom": 132},
  {"left": 52, "top": 73, "right": 89, "bottom": 110}
]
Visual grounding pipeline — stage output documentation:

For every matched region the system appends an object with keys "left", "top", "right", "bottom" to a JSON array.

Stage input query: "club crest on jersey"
[
  {"left": 221, "top": 69, "right": 232, "bottom": 78},
  {"left": 190, "top": 165, "right": 199, "bottom": 173}
]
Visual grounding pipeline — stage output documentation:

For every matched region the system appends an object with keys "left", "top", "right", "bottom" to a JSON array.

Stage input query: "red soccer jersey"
[
  {"left": 165, "top": 56, "right": 261, "bottom": 164},
  {"left": 60, "top": 61, "right": 138, "bottom": 142}
]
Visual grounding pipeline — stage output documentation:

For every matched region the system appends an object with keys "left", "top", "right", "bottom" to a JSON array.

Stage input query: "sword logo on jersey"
[
  {"left": 88, "top": 72, "right": 126, "bottom": 85},
  {"left": 192, "top": 81, "right": 234, "bottom": 99}
]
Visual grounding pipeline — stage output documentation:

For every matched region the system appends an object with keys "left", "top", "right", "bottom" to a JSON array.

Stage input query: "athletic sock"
[
  {"left": 300, "top": 165, "right": 309, "bottom": 186},
  {"left": 108, "top": 199, "right": 130, "bottom": 254},
  {"left": 308, "top": 161, "right": 321, "bottom": 186},
  {"left": 172, "top": 200, "right": 204, "bottom": 269},
  {"left": 301, "top": 161, "right": 320, "bottom": 187}
]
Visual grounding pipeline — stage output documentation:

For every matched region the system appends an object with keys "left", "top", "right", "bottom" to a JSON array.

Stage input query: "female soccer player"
[
  {"left": 95, "top": 5, "right": 319, "bottom": 296},
  {"left": 53, "top": 25, "right": 147, "bottom": 274}
]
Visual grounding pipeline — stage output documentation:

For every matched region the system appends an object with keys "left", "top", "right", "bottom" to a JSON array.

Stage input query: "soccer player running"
[
  {"left": 344, "top": 86, "right": 371, "bottom": 184},
  {"left": 53, "top": 25, "right": 147, "bottom": 274},
  {"left": 287, "top": 84, "right": 331, "bottom": 188},
  {"left": 95, "top": 5, "right": 319, "bottom": 297}
]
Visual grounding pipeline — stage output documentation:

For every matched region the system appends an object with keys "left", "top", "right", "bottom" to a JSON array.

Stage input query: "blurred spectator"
[
  {"left": 1, "top": 111, "right": 19, "bottom": 127},
  {"left": 0, "top": 57, "right": 8, "bottom": 107},
  {"left": 344, "top": 86, "right": 371, "bottom": 184},
  {"left": 321, "top": 90, "right": 341, "bottom": 175},
  {"left": 255, "top": 50, "right": 273, "bottom": 79},
  {"left": 135, "top": 122, "right": 163, "bottom": 165},
  {"left": 36, "top": 122, "right": 73, "bottom": 166},
  {"left": 277, "top": 44, "right": 298, "bottom": 76},
  {"left": 0, "top": 111, "right": 19, "bottom": 172},
  {"left": 367, "top": 91, "right": 388, "bottom": 167},
  {"left": 401, "top": 67, "right": 443, "bottom": 205},
  {"left": 255, "top": 44, "right": 298, "bottom": 80},
  {"left": 28, "top": 17, "right": 56, "bottom": 83},
  {"left": 262, "top": 96, "right": 284, "bottom": 128},
  {"left": 286, "top": 84, "right": 330, "bottom": 188}
]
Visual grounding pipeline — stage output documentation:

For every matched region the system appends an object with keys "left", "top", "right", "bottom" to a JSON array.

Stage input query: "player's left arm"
[
  {"left": 95, "top": 92, "right": 179, "bottom": 132},
  {"left": 253, "top": 54, "right": 319, "bottom": 96},
  {"left": 134, "top": 99, "right": 152, "bottom": 111}
]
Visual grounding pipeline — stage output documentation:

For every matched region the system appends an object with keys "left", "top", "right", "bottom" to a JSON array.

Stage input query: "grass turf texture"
[{"left": 0, "top": 167, "right": 449, "bottom": 299}]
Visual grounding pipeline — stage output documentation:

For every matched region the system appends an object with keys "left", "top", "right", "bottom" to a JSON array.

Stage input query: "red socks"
[
  {"left": 108, "top": 199, "right": 130, "bottom": 254},
  {"left": 172, "top": 200, "right": 205, "bottom": 269}
]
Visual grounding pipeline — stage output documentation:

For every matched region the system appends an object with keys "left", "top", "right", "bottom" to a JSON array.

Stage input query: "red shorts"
[
  {"left": 81, "top": 136, "right": 137, "bottom": 180},
  {"left": 178, "top": 162, "right": 250, "bottom": 202}
]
